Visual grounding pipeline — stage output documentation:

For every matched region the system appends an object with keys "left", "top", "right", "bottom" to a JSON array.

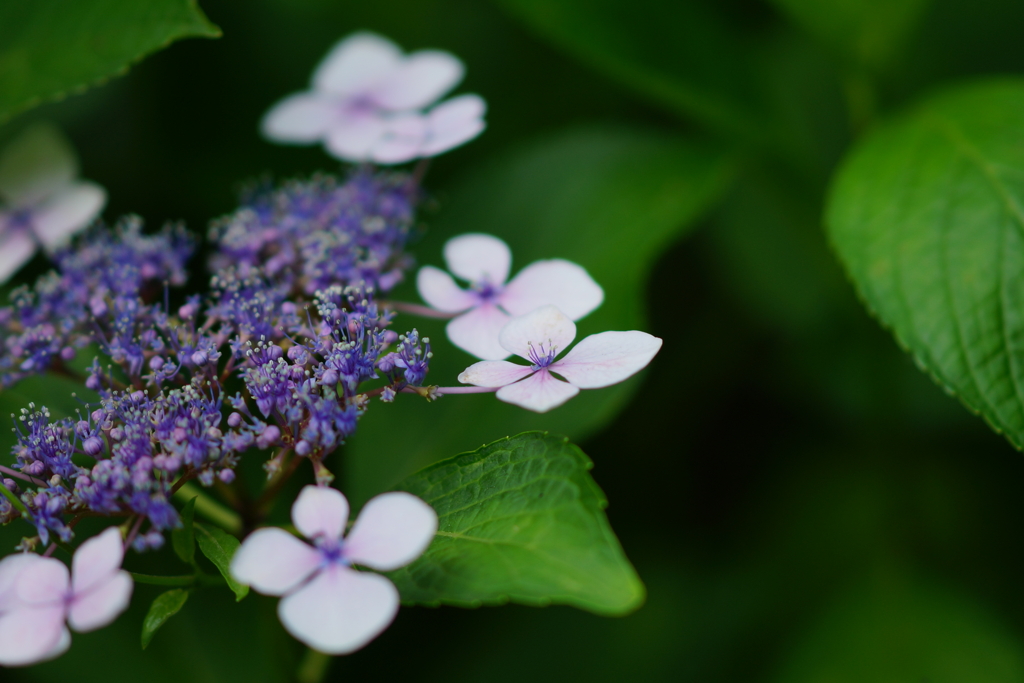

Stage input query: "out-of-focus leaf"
[
  {"left": 0, "top": 0, "right": 220, "bottom": 123},
  {"left": 774, "top": 573, "right": 1024, "bottom": 682},
  {"left": 346, "top": 125, "right": 735, "bottom": 503},
  {"left": 389, "top": 432, "right": 644, "bottom": 615},
  {"left": 140, "top": 589, "right": 189, "bottom": 650},
  {"left": 768, "top": 0, "right": 931, "bottom": 69},
  {"left": 195, "top": 522, "right": 248, "bottom": 601},
  {"left": 172, "top": 496, "right": 197, "bottom": 566},
  {"left": 826, "top": 78, "right": 1024, "bottom": 450}
]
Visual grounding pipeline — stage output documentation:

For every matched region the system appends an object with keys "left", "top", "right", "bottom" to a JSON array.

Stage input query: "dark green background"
[{"left": 6, "top": 0, "right": 1024, "bottom": 680}]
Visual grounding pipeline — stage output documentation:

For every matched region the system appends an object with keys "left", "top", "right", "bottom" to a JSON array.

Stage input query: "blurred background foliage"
[{"left": 5, "top": 0, "right": 1024, "bottom": 680}]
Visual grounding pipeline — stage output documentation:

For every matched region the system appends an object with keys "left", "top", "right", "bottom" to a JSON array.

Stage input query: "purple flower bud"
[
  {"left": 257, "top": 425, "right": 281, "bottom": 449},
  {"left": 282, "top": 302, "right": 297, "bottom": 315},
  {"left": 191, "top": 350, "right": 208, "bottom": 366},
  {"left": 85, "top": 374, "right": 101, "bottom": 391},
  {"left": 268, "top": 345, "right": 284, "bottom": 360},
  {"left": 83, "top": 436, "right": 103, "bottom": 456},
  {"left": 149, "top": 356, "right": 165, "bottom": 370},
  {"left": 218, "top": 469, "right": 235, "bottom": 483},
  {"left": 320, "top": 369, "right": 339, "bottom": 386},
  {"left": 227, "top": 412, "right": 243, "bottom": 428},
  {"left": 89, "top": 296, "right": 108, "bottom": 318},
  {"left": 60, "top": 346, "right": 76, "bottom": 361},
  {"left": 130, "top": 390, "right": 146, "bottom": 403},
  {"left": 287, "top": 345, "right": 306, "bottom": 362},
  {"left": 109, "top": 427, "right": 124, "bottom": 442},
  {"left": 295, "top": 439, "right": 311, "bottom": 456},
  {"left": 178, "top": 303, "right": 196, "bottom": 319},
  {"left": 383, "top": 330, "right": 398, "bottom": 345}
]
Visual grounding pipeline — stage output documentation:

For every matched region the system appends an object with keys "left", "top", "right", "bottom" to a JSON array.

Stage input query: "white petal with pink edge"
[
  {"left": 373, "top": 51, "right": 464, "bottom": 110},
  {"left": 0, "top": 605, "right": 68, "bottom": 666},
  {"left": 501, "top": 260, "right": 604, "bottom": 320},
  {"left": 324, "top": 116, "right": 390, "bottom": 161},
  {"left": 0, "top": 123, "right": 78, "bottom": 207},
  {"left": 16, "top": 557, "right": 68, "bottom": 604},
  {"left": 312, "top": 33, "right": 403, "bottom": 95},
  {"left": 0, "top": 225, "right": 40, "bottom": 285},
  {"left": 292, "top": 485, "right": 349, "bottom": 540},
  {"left": 417, "top": 266, "right": 476, "bottom": 313},
  {"left": 70, "top": 527, "right": 123, "bottom": 596},
  {"left": 497, "top": 305, "right": 576, "bottom": 360},
  {"left": 443, "top": 233, "right": 511, "bottom": 285},
  {"left": 446, "top": 304, "right": 512, "bottom": 360},
  {"left": 0, "top": 553, "right": 42, "bottom": 612},
  {"left": 261, "top": 94, "right": 340, "bottom": 143},
  {"left": 230, "top": 528, "right": 322, "bottom": 596},
  {"left": 553, "top": 331, "right": 662, "bottom": 388},
  {"left": 68, "top": 570, "right": 132, "bottom": 632},
  {"left": 278, "top": 564, "right": 399, "bottom": 655},
  {"left": 371, "top": 113, "right": 428, "bottom": 164},
  {"left": 343, "top": 492, "right": 437, "bottom": 571},
  {"left": 458, "top": 360, "right": 534, "bottom": 388},
  {"left": 32, "top": 181, "right": 105, "bottom": 252},
  {"left": 423, "top": 95, "right": 486, "bottom": 156},
  {"left": 495, "top": 369, "right": 579, "bottom": 412}
]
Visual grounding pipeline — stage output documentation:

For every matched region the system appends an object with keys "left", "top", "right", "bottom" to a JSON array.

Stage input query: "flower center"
[
  {"left": 315, "top": 537, "right": 347, "bottom": 566},
  {"left": 6, "top": 208, "right": 33, "bottom": 231},
  {"left": 471, "top": 279, "right": 502, "bottom": 304},
  {"left": 526, "top": 341, "right": 558, "bottom": 370}
]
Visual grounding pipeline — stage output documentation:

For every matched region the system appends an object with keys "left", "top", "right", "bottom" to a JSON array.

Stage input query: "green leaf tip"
[
  {"left": 195, "top": 522, "right": 249, "bottom": 601},
  {"left": 141, "top": 589, "right": 189, "bottom": 649}
]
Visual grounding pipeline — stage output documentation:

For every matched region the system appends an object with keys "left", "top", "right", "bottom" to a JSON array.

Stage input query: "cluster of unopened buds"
[{"left": 0, "top": 31, "right": 661, "bottom": 664}]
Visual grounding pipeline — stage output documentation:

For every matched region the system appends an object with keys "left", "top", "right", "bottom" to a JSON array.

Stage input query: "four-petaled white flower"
[
  {"left": 231, "top": 485, "right": 437, "bottom": 655},
  {"left": 417, "top": 233, "right": 604, "bottom": 360},
  {"left": 0, "top": 527, "right": 133, "bottom": 667},
  {"left": 262, "top": 32, "right": 486, "bottom": 164},
  {"left": 0, "top": 123, "right": 107, "bottom": 284},
  {"left": 458, "top": 305, "right": 663, "bottom": 412}
]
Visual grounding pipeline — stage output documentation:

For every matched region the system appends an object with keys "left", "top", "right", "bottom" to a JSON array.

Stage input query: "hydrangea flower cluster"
[{"left": 0, "top": 31, "right": 663, "bottom": 666}]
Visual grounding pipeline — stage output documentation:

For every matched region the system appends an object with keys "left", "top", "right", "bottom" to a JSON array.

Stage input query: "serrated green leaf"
[
  {"left": 140, "top": 589, "right": 189, "bottom": 650},
  {"left": 346, "top": 125, "right": 735, "bottom": 504},
  {"left": 826, "top": 78, "right": 1024, "bottom": 450},
  {"left": 0, "top": 0, "right": 220, "bottom": 123},
  {"left": 171, "top": 496, "right": 197, "bottom": 566},
  {"left": 194, "top": 522, "right": 248, "bottom": 601},
  {"left": 388, "top": 432, "right": 644, "bottom": 616}
]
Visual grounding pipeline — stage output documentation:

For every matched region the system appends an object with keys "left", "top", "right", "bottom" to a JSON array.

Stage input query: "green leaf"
[
  {"left": 171, "top": 496, "right": 197, "bottom": 566},
  {"left": 346, "top": 125, "right": 734, "bottom": 504},
  {"left": 826, "top": 78, "right": 1024, "bottom": 450},
  {"left": 194, "top": 523, "right": 248, "bottom": 601},
  {"left": 388, "top": 432, "right": 644, "bottom": 616},
  {"left": 768, "top": 0, "right": 931, "bottom": 69},
  {"left": 140, "top": 589, "right": 189, "bottom": 650},
  {"left": 0, "top": 0, "right": 220, "bottom": 123}
]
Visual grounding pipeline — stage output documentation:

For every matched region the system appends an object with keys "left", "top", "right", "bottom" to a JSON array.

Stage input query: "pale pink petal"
[
  {"left": 497, "top": 305, "right": 577, "bottom": 360},
  {"left": 41, "top": 625, "right": 71, "bottom": 662},
  {"left": 0, "top": 123, "right": 77, "bottom": 207},
  {"left": 495, "top": 369, "right": 579, "bottom": 413},
  {"left": 312, "top": 33, "right": 403, "bottom": 95},
  {"left": 16, "top": 557, "right": 68, "bottom": 605},
  {"left": 0, "top": 605, "right": 67, "bottom": 666},
  {"left": 443, "top": 233, "right": 511, "bottom": 285},
  {"left": 372, "top": 51, "right": 464, "bottom": 110},
  {"left": 323, "top": 115, "right": 389, "bottom": 161},
  {"left": 0, "top": 225, "right": 39, "bottom": 284},
  {"left": 446, "top": 304, "right": 512, "bottom": 360},
  {"left": 32, "top": 181, "right": 105, "bottom": 251},
  {"left": 500, "top": 260, "right": 604, "bottom": 319},
  {"left": 0, "top": 553, "right": 42, "bottom": 612},
  {"left": 71, "top": 527, "right": 123, "bottom": 596},
  {"left": 278, "top": 564, "right": 398, "bottom": 655},
  {"left": 553, "top": 331, "right": 663, "bottom": 388},
  {"left": 230, "top": 528, "right": 322, "bottom": 596},
  {"left": 292, "top": 485, "right": 349, "bottom": 540},
  {"left": 416, "top": 266, "right": 476, "bottom": 313},
  {"left": 261, "top": 93, "right": 340, "bottom": 143},
  {"left": 422, "top": 94, "right": 486, "bottom": 156},
  {"left": 343, "top": 492, "right": 437, "bottom": 571},
  {"left": 457, "top": 360, "right": 534, "bottom": 387},
  {"left": 67, "top": 570, "right": 132, "bottom": 632},
  {"left": 371, "top": 113, "right": 427, "bottom": 164}
]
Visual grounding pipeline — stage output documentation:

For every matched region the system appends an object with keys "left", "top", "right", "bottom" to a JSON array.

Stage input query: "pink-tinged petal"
[
  {"left": 16, "top": 557, "right": 68, "bottom": 605},
  {"left": 371, "top": 114, "right": 427, "bottom": 164},
  {"left": 312, "top": 33, "right": 403, "bottom": 95},
  {"left": 497, "top": 305, "right": 577, "bottom": 360},
  {"left": 458, "top": 360, "right": 534, "bottom": 387},
  {"left": 278, "top": 564, "right": 398, "bottom": 655},
  {"left": 372, "top": 51, "right": 464, "bottom": 110},
  {"left": 443, "top": 233, "right": 511, "bottom": 285},
  {"left": 68, "top": 570, "right": 131, "bottom": 632},
  {"left": 553, "top": 330, "right": 663, "bottom": 388},
  {"left": 416, "top": 266, "right": 475, "bottom": 313},
  {"left": 0, "top": 605, "right": 67, "bottom": 666},
  {"left": 501, "top": 260, "right": 604, "bottom": 320},
  {"left": 292, "top": 485, "right": 349, "bottom": 540},
  {"left": 32, "top": 181, "right": 105, "bottom": 252},
  {"left": 323, "top": 115, "right": 389, "bottom": 162},
  {"left": 41, "top": 625, "right": 71, "bottom": 662},
  {"left": 230, "top": 528, "right": 322, "bottom": 596},
  {"left": 0, "top": 226, "right": 39, "bottom": 285},
  {"left": 0, "top": 553, "right": 43, "bottom": 612},
  {"left": 446, "top": 304, "right": 512, "bottom": 360},
  {"left": 0, "top": 123, "right": 77, "bottom": 207},
  {"left": 70, "top": 527, "right": 123, "bottom": 596},
  {"left": 343, "top": 492, "right": 437, "bottom": 571},
  {"left": 495, "top": 369, "right": 579, "bottom": 413},
  {"left": 261, "top": 93, "right": 340, "bottom": 143},
  {"left": 422, "top": 94, "right": 486, "bottom": 156}
]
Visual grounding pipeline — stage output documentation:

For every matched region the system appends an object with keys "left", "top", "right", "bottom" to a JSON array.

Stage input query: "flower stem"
[
  {"left": 0, "top": 482, "right": 27, "bottom": 515},
  {"left": 130, "top": 572, "right": 224, "bottom": 587},
  {"left": 385, "top": 301, "right": 455, "bottom": 319},
  {"left": 173, "top": 482, "right": 242, "bottom": 534},
  {"left": 433, "top": 385, "right": 498, "bottom": 395},
  {"left": 296, "top": 648, "right": 333, "bottom": 683},
  {"left": 0, "top": 464, "right": 47, "bottom": 487}
]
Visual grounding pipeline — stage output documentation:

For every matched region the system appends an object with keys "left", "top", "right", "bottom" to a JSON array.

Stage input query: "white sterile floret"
[
  {"left": 0, "top": 123, "right": 107, "bottom": 284},
  {"left": 0, "top": 527, "right": 133, "bottom": 667},
  {"left": 231, "top": 485, "right": 437, "bottom": 655},
  {"left": 261, "top": 32, "right": 486, "bottom": 164},
  {"left": 417, "top": 233, "right": 604, "bottom": 360},
  {"left": 458, "top": 305, "right": 663, "bottom": 412}
]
